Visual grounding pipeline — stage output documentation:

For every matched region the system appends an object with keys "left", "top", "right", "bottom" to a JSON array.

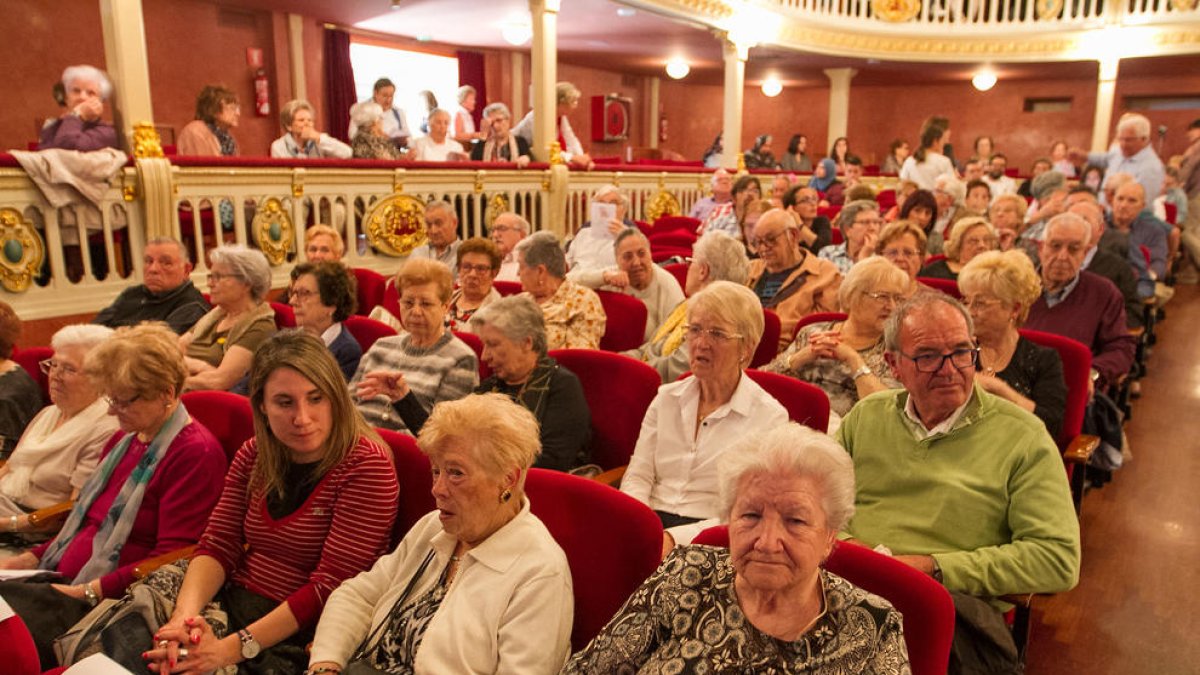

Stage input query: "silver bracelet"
[
  {"left": 83, "top": 582, "right": 100, "bottom": 607},
  {"left": 7, "top": 514, "right": 18, "bottom": 533},
  {"left": 851, "top": 364, "right": 873, "bottom": 380}
]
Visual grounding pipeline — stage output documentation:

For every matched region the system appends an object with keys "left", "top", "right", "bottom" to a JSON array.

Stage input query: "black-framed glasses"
[
  {"left": 105, "top": 394, "right": 142, "bottom": 410},
  {"left": 748, "top": 230, "right": 789, "bottom": 251},
  {"left": 899, "top": 348, "right": 979, "bottom": 373}
]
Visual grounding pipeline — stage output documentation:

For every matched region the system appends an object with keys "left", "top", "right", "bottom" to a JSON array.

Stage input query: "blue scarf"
[
  {"left": 38, "top": 403, "right": 190, "bottom": 583},
  {"left": 810, "top": 158, "right": 838, "bottom": 192}
]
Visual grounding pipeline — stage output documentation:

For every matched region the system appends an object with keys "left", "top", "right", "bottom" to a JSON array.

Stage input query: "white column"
[
  {"left": 721, "top": 38, "right": 748, "bottom": 170},
  {"left": 99, "top": 0, "right": 154, "bottom": 137},
  {"left": 648, "top": 76, "right": 660, "bottom": 150},
  {"left": 1091, "top": 57, "right": 1120, "bottom": 153},
  {"left": 529, "top": 0, "right": 561, "bottom": 160},
  {"left": 288, "top": 14, "right": 307, "bottom": 102},
  {"left": 824, "top": 68, "right": 857, "bottom": 150},
  {"left": 510, "top": 51, "right": 526, "bottom": 120}
]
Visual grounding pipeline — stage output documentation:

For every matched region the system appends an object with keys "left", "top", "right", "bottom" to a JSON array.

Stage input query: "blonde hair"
[
  {"left": 877, "top": 220, "right": 928, "bottom": 258},
  {"left": 84, "top": 323, "right": 186, "bottom": 399},
  {"left": 247, "top": 331, "right": 379, "bottom": 499},
  {"left": 305, "top": 224, "right": 345, "bottom": 257},
  {"left": 991, "top": 193, "right": 1029, "bottom": 221},
  {"left": 396, "top": 257, "right": 454, "bottom": 303},
  {"left": 958, "top": 250, "right": 1043, "bottom": 324},
  {"left": 944, "top": 217, "right": 998, "bottom": 261},
  {"left": 418, "top": 392, "right": 541, "bottom": 492},
  {"left": 687, "top": 281, "right": 764, "bottom": 365},
  {"left": 838, "top": 255, "right": 909, "bottom": 308}
]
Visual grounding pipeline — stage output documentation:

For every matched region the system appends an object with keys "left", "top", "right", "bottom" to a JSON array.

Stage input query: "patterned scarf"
[
  {"left": 482, "top": 135, "right": 520, "bottom": 163},
  {"left": 206, "top": 121, "right": 237, "bottom": 156},
  {"left": 38, "top": 403, "right": 190, "bottom": 583}
]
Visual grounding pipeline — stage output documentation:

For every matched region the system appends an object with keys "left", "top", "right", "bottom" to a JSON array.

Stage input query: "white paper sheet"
[{"left": 589, "top": 202, "right": 617, "bottom": 235}]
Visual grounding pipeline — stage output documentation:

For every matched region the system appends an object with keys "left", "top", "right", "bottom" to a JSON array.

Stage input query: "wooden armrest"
[
  {"left": 132, "top": 545, "right": 197, "bottom": 580},
  {"left": 999, "top": 593, "right": 1037, "bottom": 608},
  {"left": 27, "top": 501, "right": 74, "bottom": 530},
  {"left": 1063, "top": 434, "right": 1100, "bottom": 464},
  {"left": 593, "top": 465, "right": 627, "bottom": 487}
]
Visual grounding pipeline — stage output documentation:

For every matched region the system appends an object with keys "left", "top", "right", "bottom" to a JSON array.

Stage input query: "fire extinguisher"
[{"left": 253, "top": 68, "right": 270, "bottom": 117}]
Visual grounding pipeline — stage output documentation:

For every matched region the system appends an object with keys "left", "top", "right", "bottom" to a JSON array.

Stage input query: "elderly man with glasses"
[{"left": 836, "top": 292, "right": 1080, "bottom": 674}]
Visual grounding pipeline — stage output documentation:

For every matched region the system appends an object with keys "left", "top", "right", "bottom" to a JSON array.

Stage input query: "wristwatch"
[
  {"left": 238, "top": 629, "right": 261, "bottom": 659},
  {"left": 851, "top": 364, "right": 873, "bottom": 380}
]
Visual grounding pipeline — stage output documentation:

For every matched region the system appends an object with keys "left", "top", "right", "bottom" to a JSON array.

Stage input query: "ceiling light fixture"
[
  {"left": 501, "top": 21, "right": 532, "bottom": 46},
  {"left": 391, "top": 0, "right": 402, "bottom": 9},
  {"left": 665, "top": 59, "right": 690, "bottom": 80},
  {"left": 761, "top": 77, "right": 783, "bottom": 97},
  {"left": 972, "top": 70, "right": 998, "bottom": 92}
]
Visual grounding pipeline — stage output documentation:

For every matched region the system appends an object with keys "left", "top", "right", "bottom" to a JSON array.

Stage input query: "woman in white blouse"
[
  {"left": 620, "top": 281, "right": 788, "bottom": 555},
  {"left": 307, "top": 393, "right": 573, "bottom": 674},
  {"left": 899, "top": 116, "right": 956, "bottom": 190}
]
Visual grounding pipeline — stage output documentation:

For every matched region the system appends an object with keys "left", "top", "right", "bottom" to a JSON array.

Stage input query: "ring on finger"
[
  {"left": 158, "top": 640, "right": 169, "bottom": 649},
  {"left": 178, "top": 648, "right": 189, "bottom": 660}
]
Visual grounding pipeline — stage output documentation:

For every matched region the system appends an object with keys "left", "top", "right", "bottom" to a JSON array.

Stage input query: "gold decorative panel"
[
  {"left": 0, "top": 208, "right": 46, "bottom": 293},
  {"left": 645, "top": 190, "right": 682, "bottom": 224},
  {"left": 873, "top": 0, "right": 921, "bottom": 23},
  {"left": 364, "top": 193, "right": 427, "bottom": 257},
  {"left": 251, "top": 198, "right": 294, "bottom": 265},
  {"left": 486, "top": 193, "right": 510, "bottom": 228}
]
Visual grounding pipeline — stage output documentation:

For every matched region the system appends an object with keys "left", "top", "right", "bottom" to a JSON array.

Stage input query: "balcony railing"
[{"left": 771, "top": 0, "right": 1197, "bottom": 31}]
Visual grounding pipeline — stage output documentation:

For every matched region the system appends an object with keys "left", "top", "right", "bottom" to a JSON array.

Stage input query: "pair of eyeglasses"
[
  {"left": 290, "top": 288, "right": 318, "bottom": 302},
  {"left": 207, "top": 272, "right": 238, "bottom": 284},
  {"left": 864, "top": 291, "right": 904, "bottom": 304},
  {"left": 749, "top": 230, "right": 788, "bottom": 251},
  {"left": 104, "top": 394, "right": 142, "bottom": 410},
  {"left": 459, "top": 263, "right": 495, "bottom": 275},
  {"left": 882, "top": 248, "right": 921, "bottom": 259},
  {"left": 899, "top": 348, "right": 979, "bottom": 373},
  {"left": 685, "top": 324, "right": 743, "bottom": 343},
  {"left": 38, "top": 359, "right": 80, "bottom": 376}
]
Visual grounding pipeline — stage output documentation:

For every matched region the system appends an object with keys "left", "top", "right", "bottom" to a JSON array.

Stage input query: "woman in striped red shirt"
[{"left": 145, "top": 332, "right": 400, "bottom": 675}]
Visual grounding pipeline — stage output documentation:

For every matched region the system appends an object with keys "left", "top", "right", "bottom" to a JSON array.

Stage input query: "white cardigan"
[{"left": 309, "top": 499, "right": 574, "bottom": 674}]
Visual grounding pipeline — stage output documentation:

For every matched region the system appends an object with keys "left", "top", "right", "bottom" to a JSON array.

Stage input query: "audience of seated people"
[
  {"left": 270, "top": 99, "right": 352, "bottom": 159},
  {"left": 347, "top": 77, "right": 410, "bottom": 150},
  {"left": 876, "top": 220, "right": 928, "bottom": 293},
  {"left": 959, "top": 250, "right": 1068, "bottom": 438},
  {"left": 0, "top": 324, "right": 226, "bottom": 670},
  {"left": 489, "top": 211, "right": 529, "bottom": 282},
  {"left": 514, "top": 81, "right": 593, "bottom": 170},
  {"left": 899, "top": 116, "right": 954, "bottom": 190},
  {"left": 964, "top": 178, "right": 992, "bottom": 214},
  {"left": 807, "top": 158, "right": 840, "bottom": 205},
  {"left": 308, "top": 394, "right": 573, "bottom": 673},
  {"left": 825, "top": 155, "right": 865, "bottom": 206},
  {"left": 698, "top": 174, "right": 760, "bottom": 241},
  {"left": 287, "top": 261, "right": 362, "bottom": 381},
  {"left": 932, "top": 174, "right": 976, "bottom": 241},
  {"left": 519, "top": 231, "right": 607, "bottom": 350},
  {"left": 622, "top": 281, "right": 788, "bottom": 551},
  {"left": 990, "top": 193, "right": 1029, "bottom": 254},
  {"left": 470, "top": 296, "right": 592, "bottom": 471},
  {"left": 983, "top": 152, "right": 1019, "bottom": 199},
  {"left": 747, "top": 209, "right": 843, "bottom": 351},
  {"left": 838, "top": 293, "right": 1080, "bottom": 672},
  {"left": 818, "top": 199, "right": 883, "bottom": 274},
  {"left": 0, "top": 325, "right": 117, "bottom": 524},
  {"left": 626, "top": 231, "right": 750, "bottom": 382},
  {"left": 761, "top": 256, "right": 905, "bottom": 419},
  {"left": 410, "top": 200, "right": 462, "bottom": 276},
  {"left": 0, "top": 302, "right": 44, "bottom": 456},
  {"left": 38, "top": 65, "right": 119, "bottom": 152},
  {"left": 447, "top": 237, "right": 503, "bottom": 331},
  {"left": 1071, "top": 199, "right": 1147, "bottom": 328},
  {"left": 918, "top": 217, "right": 999, "bottom": 281},
  {"left": 348, "top": 101, "right": 400, "bottom": 160},
  {"left": 408, "top": 108, "right": 467, "bottom": 162},
  {"left": 900, "top": 188, "right": 941, "bottom": 253},
  {"left": 177, "top": 85, "right": 241, "bottom": 157},
  {"left": 350, "top": 258, "right": 478, "bottom": 433},
  {"left": 93, "top": 237, "right": 210, "bottom": 333},
  {"left": 689, "top": 169, "right": 733, "bottom": 223},
  {"left": 469, "top": 102, "right": 532, "bottom": 166},
  {"left": 782, "top": 184, "right": 834, "bottom": 254},
  {"left": 180, "top": 244, "right": 277, "bottom": 391},
  {"left": 570, "top": 229, "right": 685, "bottom": 342},
  {"left": 565, "top": 184, "right": 635, "bottom": 274}
]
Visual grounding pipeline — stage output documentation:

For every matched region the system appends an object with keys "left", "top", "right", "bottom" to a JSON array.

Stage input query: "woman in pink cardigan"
[{"left": 177, "top": 85, "right": 241, "bottom": 157}]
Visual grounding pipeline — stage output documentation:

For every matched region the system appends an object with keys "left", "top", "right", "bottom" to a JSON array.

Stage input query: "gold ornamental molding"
[
  {"left": 872, "top": 0, "right": 921, "bottom": 23},
  {"left": 1036, "top": 0, "right": 1065, "bottom": 20},
  {"left": 0, "top": 207, "right": 46, "bottom": 293},
  {"left": 485, "top": 193, "right": 510, "bottom": 228},
  {"left": 645, "top": 190, "right": 682, "bottom": 224},
  {"left": 364, "top": 193, "right": 427, "bottom": 257},
  {"left": 251, "top": 197, "right": 295, "bottom": 265},
  {"left": 131, "top": 122, "right": 164, "bottom": 159},
  {"left": 1171, "top": 0, "right": 1198, "bottom": 9}
]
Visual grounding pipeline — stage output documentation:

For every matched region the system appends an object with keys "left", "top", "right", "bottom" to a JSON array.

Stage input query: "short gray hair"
[
  {"left": 1043, "top": 212, "right": 1090, "bottom": 245},
  {"left": 692, "top": 231, "right": 749, "bottom": 285},
  {"left": 717, "top": 423, "right": 856, "bottom": 532},
  {"left": 350, "top": 101, "right": 383, "bottom": 131},
  {"left": 482, "top": 102, "right": 511, "bottom": 120},
  {"left": 456, "top": 85, "right": 476, "bottom": 104},
  {"left": 517, "top": 231, "right": 566, "bottom": 278},
  {"left": 687, "top": 281, "right": 764, "bottom": 360},
  {"left": 884, "top": 292, "right": 974, "bottom": 353},
  {"left": 1031, "top": 170, "right": 1066, "bottom": 202},
  {"left": 145, "top": 237, "right": 191, "bottom": 264},
  {"left": 428, "top": 107, "right": 451, "bottom": 123},
  {"left": 592, "top": 184, "right": 630, "bottom": 212},
  {"left": 835, "top": 200, "right": 880, "bottom": 234},
  {"left": 934, "top": 174, "right": 966, "bottom": 206},
  {"left": 425, "top": 200, "right": 458, "bottom": 222},
  {"left": 279, "top": 99, "right": 314, "bottom": 130},
  {"left": 944, "top": 217, "right": 997, "bottom": 261},
  {"left": 210, "top": 244, "right": 272, "bottom": 302},
  {"left": 62, "top": 65, "right": 113, "bottom": 100},
  {"left": 470, "top": 295, "right": 547, "bottom": 355},
  {"left": 613, "top": 227, "right": 648, "bottom": 253},
  {"left": 838, "top": 255, "right": 908, "bottom": 308},
  {"left": 495, "top": 212, "right": 530, "bottom": 235},
  {"left": 51, "top": 324, "right": 115, "bottom": 353},
  {"left": 1116, "top": 112, "right": 1150, "bottom": 139}
]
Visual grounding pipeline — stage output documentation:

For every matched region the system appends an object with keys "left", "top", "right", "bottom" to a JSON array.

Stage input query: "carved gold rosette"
[
  {"left": 645, "top": 190, "right": 681, "bottom": 224},
  {"left": 364, "top": 193, "right": 428, "bottom": 257},
  {"left": 251, "top": 197, "right": 294, "bottom": 265},
  {"left": 1170, "top": 0, "right": 1197, "bottom": 10},
  {"left": 1036, "top": 0, "right": 1065, "bottom": 19},
  {"left": 0, "top": 208, "right": 46, "bottom": 293},
  {"left": 131, "top": 122, "right": 165, "bottom": 159},
  {"left": 486, "top": 193, "right": 510, "bottom": 228},
  {"left": 872, "top": 0, "right": 921, "bottom": 22}
]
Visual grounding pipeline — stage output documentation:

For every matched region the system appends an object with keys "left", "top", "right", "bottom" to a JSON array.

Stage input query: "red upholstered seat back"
[
  {"left": 663, "top": 262, "right": 689, "bottom": 296},
  {"left": 12, "top": 345, "right": 52, "bottom": 402},
  {"left": 0, "top": 614, "right": 42, "bottom": 675},
  {"left": 692, "top": 526, "right": 954, "bottom": 675},
  {"left": 743, "top": 369, "right": 831, "bottom": 432},
  {"left": 352, "top": 268, "right": 388, "bottom": 316},
  {"left": 595, "top": 290, "right": 647, "bottom": 352},
  {"left": 180, "top": 390, "right": 255, "bottom": 464},
  {"left": 381, "top": 278, "right": 402, "bottom": 323},
  {"left": 492, "top": 280, "right": 523, "bottom": 297},
  {"left": 270, "top": 302, "right": 296, "bottom": 329},
  {"left": 750, "top": 309, "right": 781, "bottom": 368},
  {"left": 343, "top": 316, "right": 398, "bottom": 352},
  {"left": 917, "top": 276, "right": 961, "bottom": 299},
  {"left": 548, "top": 349, "right": 661, "bottom": 470},
  {"left": 451, "top": 330, "right": 491, "bottom": 381},
  {"left": 652, "top": 214, "right": 701, "bottom": 234},
  {"left": 524, "top": 468, "right": 664, "bottom": 650},
  {"left": 792, "top": 311, "right": 849, "bottom": 342},
  {"left": 647, "top": 230, "right": 696, "bottom": 250},
  {"left": 376, "top": 428, "right": 436, "bottom": 545},
  {"left": 1019, "top": 329, "right": 1092, "bottom": 449}
]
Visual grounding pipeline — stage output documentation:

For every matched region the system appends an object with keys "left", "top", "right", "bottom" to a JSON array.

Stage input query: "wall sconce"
[
  {"left": 501, "top": 21, "right": 532, "bottom": 46},
  {"left": 761, "top": 77, "right": 783, "bottom": 97},
  {"left": 972, "top": 70, "right": 998, "bottom": 92},
  {"left": 666, "top": 59, "right": 690, "bottom": 80}
]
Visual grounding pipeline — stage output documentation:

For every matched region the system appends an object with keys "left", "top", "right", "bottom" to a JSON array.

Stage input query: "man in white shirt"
[
  {"left": 982, "top": 153, "right": 1017, "bottom": 199},
  {"left": 571, "top": 230, "right": 685, "bottom": 342},
  {"left": 1075, "top": 112, "right": 1166, "bottom": 203},
  {"left": 347, "top": 78, "right": 410, "bottom": 148},
  {"left": 565, "top": 184, "right": 633, "bottom": 275},
  {"left": 411, "top": 201, "right": 461, "bottom": 277},
  {"left": 409, "top": 109, "right": 467, "bottom": 162},
  {"left": 490, "top": 212, "right": 529, "bottom": 282}
]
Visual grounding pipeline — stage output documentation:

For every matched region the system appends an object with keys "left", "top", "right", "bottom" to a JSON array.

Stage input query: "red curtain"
[
  {"left": 325, "top": 28, "right": 357, "bottom": 142},
  {"left": 456, "top": 50, "right": 486, "bottom": 129}
]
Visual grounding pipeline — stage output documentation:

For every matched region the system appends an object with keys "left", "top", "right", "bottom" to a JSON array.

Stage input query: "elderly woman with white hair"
[
  {"left": 0, "top": 325, "right": 118, "bottom": 527},
  {"left": 517, "top": 232, "right": 606, "bottom": 350},
  {"left": 307, "top": 393, "right": 574, "bottom": 674},
  {"left": 762, "top": 256, "right": 905, "bottom": 417},
  {"left": 627, "top": 231, "right": 750, "bottom": 382},
  {"left": 818, "top": 199, "right": 884, "bottom": 274},
  {"left": 990, "top": 193, "right": 1029, "bottom": 253},
  {"left": 567, "top": 423, "right": 909, "bottom": 673},
  {"left": 565, "top": 184, "right": 634, "bottom": 275},
  {"left": 470, "top": 295, "right": 591, "bottom": 471},
  {"left": 38, "top": 65, "right": 119, "bottom": 151},
  {"left": 470, "top": 102, "right": 533, "bottom": 166},
  {"left": 349, "top": 101, "right": 399, "bottom": 160},
  {"left": 920, "top": 216, "right": 999, "bottom": 281},
  {"left": 270, "top": 99, "right": 351, "bottom": 159},
  {"left": 622, "top": 281, "right": 787, "bottom": 551},
  {"left": 180, "top": 244, "right": 277, "bottom": 391},
  {"left": 410, "top": 108, "right": 468, "bottom": 162},
  {"left": 933, "top": 173, "right": 973, "bottom": 243}
]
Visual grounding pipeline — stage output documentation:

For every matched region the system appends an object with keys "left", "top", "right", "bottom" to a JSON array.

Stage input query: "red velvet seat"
[
  {"left": 663, "top": 262, "right": 689, "bottom": 295},
  {"left": 381, "top": 278, "right": 402, "bottom": 323},
  {"left": 650, "top": 245, "right": 693, "bottom": 263},
  {"left": 548, "top": 349, "right": 661, "bottom": 470},
  {"left": 595, "top": 290, "right": 647, "bottom": 352},
  {"left": 492, "top": 280, "right": 523, "bottom": 297},
  {"left": 876, "top": 188, "right": 897, "bottom": 210},
  {"left": 270, "top": 301, "right": 296, "bottom": 329},
  {"left": 917, "top": 276, "right": 961, "bottom": 299},
  {"left": 11, "top": 345, "right": 52, "bottom": 402},
  {"left": 180, "top": 390, "right": 254, "bottom": 463},
  {"left": 743, "top": 369, "right": 830, "bottom": 432},
  {"left": 523, "top": 468, "right": 664, "bottom": 650},
  {"left": 792, "top": 311, "right": 849, "bottom": 342},
  {"left": 1163, "top": 201, "right": 1177, "bottom": 225},
  {"left": 343, "top": 315, "right": 398, "bottom": 352},
  {"left": 452, "top": 330, "right": 491, "bottom": 381},
  {"left": 0, "top": 613, "right": 41, "bottom": 675},
  {"left": 749, "top": 308, "right": 781, "bottom": 368},
  {"left": 647, "top": 230, "right": 696, "bottom": 250},
  {"left": 692, "top": 526, "right": 955, "bottom": 675},
  {"left": 352, "top": 268, "right": 388, "bottom": 317},
  {"left": 651, "top": 214, "right": 701, "bottom": 234},
  {"left": 376, "top": 428, "right": 435, "bottom": 544}
]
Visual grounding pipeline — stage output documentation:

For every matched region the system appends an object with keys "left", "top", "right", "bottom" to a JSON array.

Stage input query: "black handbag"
[{"left": 341, "top": 549, "right": 436, "bottom": 675}]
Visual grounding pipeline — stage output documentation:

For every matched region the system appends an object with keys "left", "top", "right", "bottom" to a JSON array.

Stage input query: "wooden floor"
[{"left": 1024, "top": 284, "right": 1200, "bottom": 674}]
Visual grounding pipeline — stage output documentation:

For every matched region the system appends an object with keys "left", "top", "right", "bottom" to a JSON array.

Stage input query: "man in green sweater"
[{"left": 836, "top": 294, "right": 1080, "bottom": 672}]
